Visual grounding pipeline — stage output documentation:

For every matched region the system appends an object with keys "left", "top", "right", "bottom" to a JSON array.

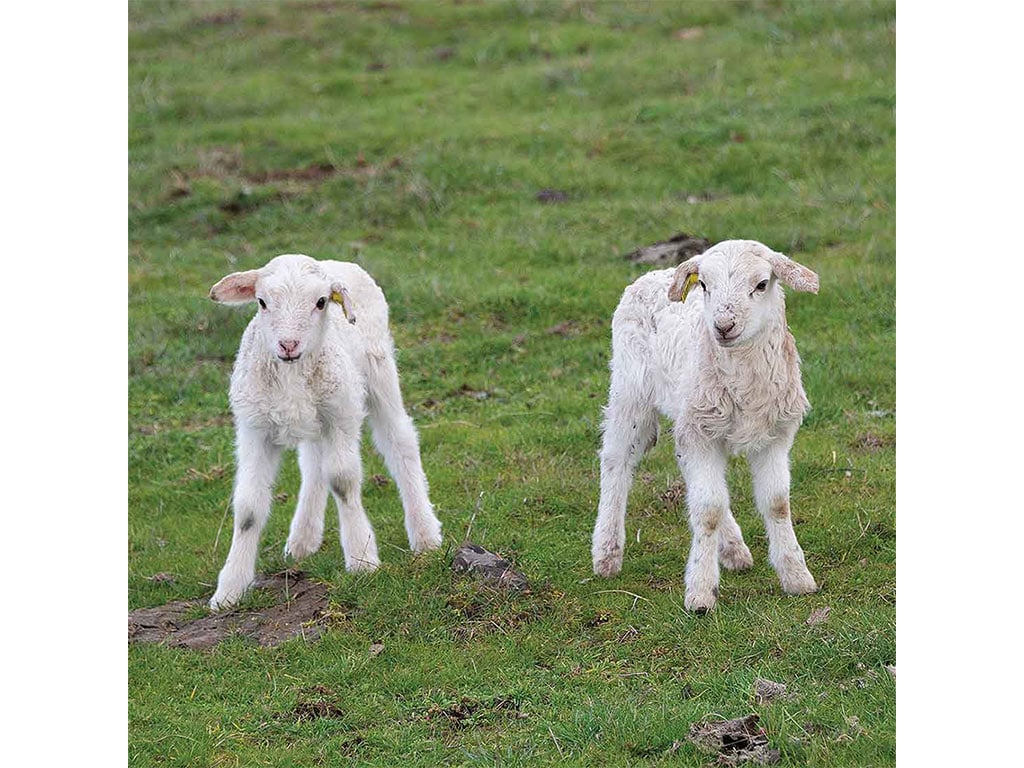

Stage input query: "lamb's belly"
[
  {"left": 724, "top": 427, "right": 775, "bottom": 456},
  {"left": 722, "top": 410, "right": 790, "bottom": 455}
]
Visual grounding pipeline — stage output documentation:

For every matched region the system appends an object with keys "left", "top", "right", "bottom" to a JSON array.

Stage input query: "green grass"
[{"left": 129, "top": 1, "right": 895, "bottom": 765}]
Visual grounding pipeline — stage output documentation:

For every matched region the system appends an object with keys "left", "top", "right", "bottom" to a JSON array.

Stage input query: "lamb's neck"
[{"left": 704, "top": 313, "right": 797, "bottom": 395}]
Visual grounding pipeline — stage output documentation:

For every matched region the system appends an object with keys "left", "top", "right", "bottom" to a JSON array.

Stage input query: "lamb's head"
[
  {"left": 667, "top": 240, "right": 818, "bottom": 348},
  {"left": 210, "top": 254, "right": 356, "bottom": 363}
]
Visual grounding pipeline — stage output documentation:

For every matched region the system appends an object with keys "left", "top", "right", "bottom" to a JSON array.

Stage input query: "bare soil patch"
[
  {"left": 422, "top": 695, "right": 523, "bottom": 731},
  {"left": 128, "top": 570, "right": 329, "bottom": 650},
  {"left": 687, "top": 714, "right": 780, "bottom": 765},
  {"left": 625, "top": 232, "right": 713, "bottom": 266},
  {"left": 291, "top": 685, "right": 346, "bottom": 722}
]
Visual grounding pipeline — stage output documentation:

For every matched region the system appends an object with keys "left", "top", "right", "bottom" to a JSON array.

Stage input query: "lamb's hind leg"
[
  {"left": 591, "top": 392, "right": 658, "bottom": 578},
  {"left": 324, "top": 430, "right": 380, "bottom": 573},
  {"left": 748, "top": 434, "right": 817, "bottom": 595},
  {"left": 719, "top": 509, "right": 754, "bottom": 571},
  {"left": 366, "top": 350, "right": 443, "bottom": 553},
  {"left": 284, "top": 441, "right": 328, "bottom": 561}
]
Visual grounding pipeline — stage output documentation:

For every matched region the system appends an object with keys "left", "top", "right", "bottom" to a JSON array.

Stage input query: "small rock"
[{"left": 452, "top": 543, "right": 529, "bottom": 590}]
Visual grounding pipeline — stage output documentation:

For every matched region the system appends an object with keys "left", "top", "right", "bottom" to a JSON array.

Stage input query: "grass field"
[{"left": 128, "top": 1, "right": 895, "bottom": 765}]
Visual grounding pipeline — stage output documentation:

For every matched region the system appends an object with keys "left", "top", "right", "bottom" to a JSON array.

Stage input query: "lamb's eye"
[
  {"left": 755, "top": 280, "right": 768, "bottom": 292},
  {"left": 699, "top": 280, "right": 706, "bottom": 291},
  {"left": 316, "top": 297, "right": 327, "bottom": 310},
  {"left": 258, "top": 298, "right": 267, "bottom": 310}
]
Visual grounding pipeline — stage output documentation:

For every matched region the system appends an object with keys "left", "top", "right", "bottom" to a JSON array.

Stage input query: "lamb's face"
[
  {"left": 253, "top": 257, "right": 335, "bottom": 363},
  {"left": 693, "top": 249, "right": 779, "bottom": 349},
  {"left": 211, "top": 254, "right": 350, "bottom": 364}
]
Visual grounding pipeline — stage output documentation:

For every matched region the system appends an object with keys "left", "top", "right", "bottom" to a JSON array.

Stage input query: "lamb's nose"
[
  {"left": 278, "top": 339, "right": 299, "bottom": 356},
  {"left": 714, "top": 319, "right": 736, "bottom": 336}
]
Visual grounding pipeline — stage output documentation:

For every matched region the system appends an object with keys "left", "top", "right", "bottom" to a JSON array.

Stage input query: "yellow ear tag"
[
  {"left": 679, "top": 272, "right": 700, "bottom": 302},
  {"left": 331, "top": 290, "right": 353, "bottom": 322}
]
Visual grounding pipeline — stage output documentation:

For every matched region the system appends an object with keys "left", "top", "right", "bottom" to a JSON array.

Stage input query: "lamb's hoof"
[
  {"left": 684, "top": 590, "right": 717, "bottom": 613},
  {"left": 719, "top": 541, "right": 754, "bottom": 571},
  {"left": 592, "top": 549, "right": 623, "bottom": 578},
  {"left": 346, "top": 556, "right": 381, "bottom": 574},
  {"left": 409, "top": 518, "right": 443, "bottom": 553},
  {"left": 780, "top": 568, "right": 818, "bottom": 596},
  {"left": 209, "top": 578, "right": 251, "bottom": 612},
  {"left": 284, "top": 534, "right": 322, "bottom": 561}
]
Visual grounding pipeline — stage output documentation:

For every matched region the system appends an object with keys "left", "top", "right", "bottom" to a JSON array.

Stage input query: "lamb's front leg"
[
  {"left": 679, "top": 441, "right": 730, "bottom": 612},
  {"left": 748, "top": 435, "right": 817, "bottom": 596},
  {"left": 284, "top": 441, "right": 328, "bottom": 561},
  {"left": 211, "top": 427, "right": 283, "bottom": 610},
  {"left": 323, "top": 431, "right": 380, "bottom": 573}
]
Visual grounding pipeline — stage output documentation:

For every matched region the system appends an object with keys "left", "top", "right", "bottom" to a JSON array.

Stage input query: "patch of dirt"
[
  {"left": 447, "top": 383, "right": 493, "bottom": 401},
  {"left": 753, "top": 678, "right": 787, "bottom": 705},
  {"left": 181, "top": 155, "right": 402, "bottom": 194},
  {"left": 193, "top": 10, "right": 242, "bottom": 27},
  {"left": 536, "top": 188, "right": 569, "bottom": 203},
  {"left": 853, "top": 432, "right": 895, "bottom": 452},
  {"left": 291, "top": 685, "right": 345, "bottom": 722},
  {"left": 660, "top": 481, "right": 687, "bottom": 507},
  {"left": 644, "top": 574, "right": 679, "bottom": 592},
  {"left": 219, "top": 188, "right": 284, "bottom": 214},
  {"left": 806, "top": 606, "right": 831, "bottom": 626},
  {"left": 688, "top": 714, "right": 780, "bottom": 765},
  {"left": 545, "top": 320, "right": 585, "bottom": 337},
  {"left": 128, "top": 570, "right": 329, "bottom": 650},
  {"left": 246, "top": 162, "right": 343, "bottom": 183},
  {"left": 451, "top": 543, "right": 529, "bottom": 590},
  {"left": 625, "top": 232, "right": 714, "bottom": 266},
  {"left": 422, "top": 696, "right": 523, "bottom": 730},
  {"left": 585, "top": 609, "right": 614, "bottom": 627}
]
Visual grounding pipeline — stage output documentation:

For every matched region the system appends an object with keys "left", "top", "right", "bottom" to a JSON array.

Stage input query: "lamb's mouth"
[
  {"left": 278, "top": 354, "right": 302, "bottom": 363},
  {"left": 716, "top": 334, "right": 740, "bottom": 346}
]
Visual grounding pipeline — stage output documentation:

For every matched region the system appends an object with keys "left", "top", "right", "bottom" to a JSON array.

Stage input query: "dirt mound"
[
  {"left": 688, "top": 714, "right": 780, "bottom": 765},
  {"left": 128, "top": 570, "right": 329, "bottom": 650},
  {"left": 624, "top": 232, "right": 713, "bottom": 266}
]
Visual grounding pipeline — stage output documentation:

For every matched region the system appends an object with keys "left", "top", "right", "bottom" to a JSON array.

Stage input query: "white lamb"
[
  {"left": 591, "top": 239, "right": 819, "bottom": 612},
  {"left": 208, "top": 253, "right": 443, "bottom": 610}
]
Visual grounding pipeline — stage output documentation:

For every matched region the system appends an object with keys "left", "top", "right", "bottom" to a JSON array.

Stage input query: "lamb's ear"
[
  {"left": 210, "top": 270, "right": 260, "bottom": 304},
  {"left": 330, "top": 283, "right": 356, "bottom": 324},
  {"left": 762, "top": 249, "right": 819, "bottom": 294},
  {"left": 668, "top": 257, "right": 701, "bottom": 302}
]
